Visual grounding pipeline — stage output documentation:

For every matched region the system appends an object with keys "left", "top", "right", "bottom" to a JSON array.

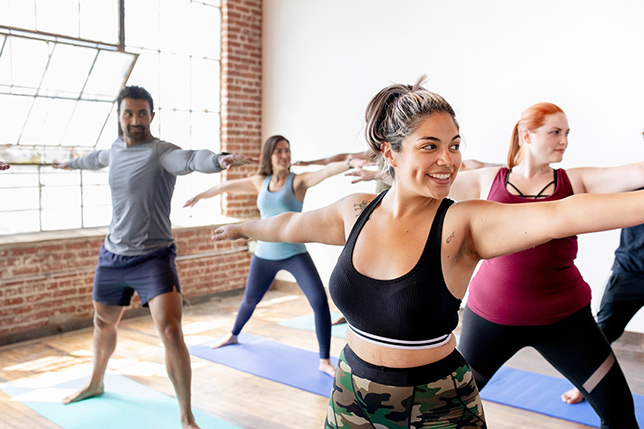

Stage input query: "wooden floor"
[{"left": 0, "top": 286, "right": 642, "bottom": 429}]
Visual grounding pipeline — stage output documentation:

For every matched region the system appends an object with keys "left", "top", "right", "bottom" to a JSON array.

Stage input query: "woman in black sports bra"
[{"left": 212, "top": 78, "right": 644, "bottom": 428}]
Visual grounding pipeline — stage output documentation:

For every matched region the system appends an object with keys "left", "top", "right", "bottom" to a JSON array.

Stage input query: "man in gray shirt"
[{"left": 55, "top": 86, "right": 254, "bottom": 429}]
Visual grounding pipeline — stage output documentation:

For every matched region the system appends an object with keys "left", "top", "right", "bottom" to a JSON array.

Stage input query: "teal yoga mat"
[
  {"left": 278, "top": 312, "right": 347, "bottom": 338},
  {"left": 0, "top": 372, "right": 239, "bottom": 429},
  {"left": 189, "top": 333, "right": 337, "bottom": 397},
  {"left": 480, "top": 366, "right": 644, "bottom": 427}
]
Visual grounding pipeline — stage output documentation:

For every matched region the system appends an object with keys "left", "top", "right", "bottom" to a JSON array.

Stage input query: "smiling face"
[
  {"left": 385, "top": 112, "right": 462, "bottom": 199},
  {"left": 118, "top": 98, "right": 155, "bottom": 145},
  {"left": 270, "top": 139, "right": 291, "bottom": 172},
  {"left": 524, "top": 112, "right": 569, "bottom": 164}
]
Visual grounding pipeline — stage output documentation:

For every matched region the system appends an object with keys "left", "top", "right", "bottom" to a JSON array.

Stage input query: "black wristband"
[{"left": 347, "top": 157, "right": 354, "bottom": 169}]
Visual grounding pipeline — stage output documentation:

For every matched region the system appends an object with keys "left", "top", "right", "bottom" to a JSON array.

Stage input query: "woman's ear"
[
  {"left": 521, "top": 128, "right": 531, "bottom": 145},
  {"left": 381, "top": 142, "right": 397, "bottom": 167}
]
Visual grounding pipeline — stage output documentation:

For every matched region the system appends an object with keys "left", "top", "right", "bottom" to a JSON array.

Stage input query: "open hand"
[
  {"left": 344, "top": 167, "right": 379, "bottom": 184},
  {"left": 212, "top": 224, "right": 249, "bottom": 241},
  {"left": 218, "top": 154, "right": 258, "bottom": 169}
]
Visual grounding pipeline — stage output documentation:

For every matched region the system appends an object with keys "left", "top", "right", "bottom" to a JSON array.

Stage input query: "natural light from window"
[{"left": 0, "top": 0, "right": 223, "bottom": 235}]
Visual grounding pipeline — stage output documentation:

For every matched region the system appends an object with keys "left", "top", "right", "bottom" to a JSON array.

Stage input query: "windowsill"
[{"left": 0, "top": 215, "right": 257, "bottom": 247}]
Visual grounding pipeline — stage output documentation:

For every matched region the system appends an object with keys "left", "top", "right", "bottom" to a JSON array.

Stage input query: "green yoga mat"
[
  {"left": 0, "top": 372, "right": 239, "bottom": 429},
  {"left": 279, "top": 312, "right": 347, "bottom": 338}
]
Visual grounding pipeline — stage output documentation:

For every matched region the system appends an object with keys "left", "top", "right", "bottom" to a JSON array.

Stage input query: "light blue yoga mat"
[
  {"left": 480, "top": 366, "right": 644, "bottom": 427},
  {"left": 278, "top": 312, "right": 347, "bottom": 338},
  {"left": 189, "top": 333, "right": 337, "bottom": 397},
  {"left": 0, "top": 372, "right": 239, "bottom": 429}
]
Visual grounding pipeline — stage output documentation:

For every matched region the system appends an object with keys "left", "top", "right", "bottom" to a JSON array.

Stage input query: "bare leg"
[
  {"left": 562, "top": 387, "right": 585, "bottom": 404},
  {"left": 148, "top": 289, "right": 201, "bottom": 429},
  {"left": 210, "top": 332, "right": 238, "bottom": 349},
  {"left": 319, "top": 358, "right": 335, "bottom": 377},
  {"left": 63, "top": 302, "right": 125, "bottom": 404}
]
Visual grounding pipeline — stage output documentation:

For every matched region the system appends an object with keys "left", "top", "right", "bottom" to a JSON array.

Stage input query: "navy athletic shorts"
[{"left": 92, "top": 243, "right": 181, "bottom": 307}]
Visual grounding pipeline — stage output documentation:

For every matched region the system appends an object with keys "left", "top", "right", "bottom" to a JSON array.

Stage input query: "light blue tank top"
[{"left": 254, "top": 173, "right": 307, "bottom": 260}]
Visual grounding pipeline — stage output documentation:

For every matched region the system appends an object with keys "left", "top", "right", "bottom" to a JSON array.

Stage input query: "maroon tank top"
[{"left": 466, "top": 167, "right": 591, "bottom": 325}]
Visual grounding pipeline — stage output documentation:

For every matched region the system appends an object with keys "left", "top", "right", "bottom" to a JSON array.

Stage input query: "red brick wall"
[
  {"left": 0, "top": 226, "right": 252, "bottom": 346},
  {"left": 220, "top": 0, "right": 263, "bottom": 218}
]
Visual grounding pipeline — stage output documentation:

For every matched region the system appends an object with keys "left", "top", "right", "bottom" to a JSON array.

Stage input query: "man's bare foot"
[
  {"left": 331, "top": 315, "right": 346, "bottom": 325},
  {"left": 561, "top": 387, "right": 585, "bottom": 404},
  {"left": 62, "top": 382, "right": 104, "bottom": 404},
  {"left": 320, "top": 358, "right": 336, "bottom": 377},
  {"left": 210, "top": 333, "right": 238, "bottom": 349}
]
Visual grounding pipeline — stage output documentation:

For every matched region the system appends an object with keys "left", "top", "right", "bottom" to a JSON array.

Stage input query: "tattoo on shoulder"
[
  {"left": 446, "top": 231, "right": 455, "bottom": 243},
  {"left": 354, "top": 200, "right": 369, "bottom": 218}
]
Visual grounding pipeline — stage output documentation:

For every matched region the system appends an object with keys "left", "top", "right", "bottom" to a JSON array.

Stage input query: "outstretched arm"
[
  {"left": 296, "top": 160, "right": 366, "bottom": 192},
  {"left": 184, "top": 175, "right": 263, "bottom": 207},
  {"left": 463, "top": 189, "right": 644, "bottom": 261},
  {"left": 568, "top": 161, "right": 644, "bottom": 194},
  {"left": 53, "top": 150, "right": 110, "bottom": 170},
  {"left": 212, "top": 194, "right": 359, "bottom": 245},
  {"left": 293, "top": 151, "right": 368, "bottom": 166}
]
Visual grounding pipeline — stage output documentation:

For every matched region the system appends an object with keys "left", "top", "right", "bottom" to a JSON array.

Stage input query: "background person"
[
  {"left": 54, "top": 85, "right": 255, "bottom": 429},
  {"left": 185, "top": 135, "right": 365, "bottom": 376},
  {"left": 450, "top": 102, "right": 643, "bottom": 428}
]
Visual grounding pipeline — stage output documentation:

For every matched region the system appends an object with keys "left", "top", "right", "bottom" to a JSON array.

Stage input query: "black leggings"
[
  {"left": 231, "top": 253, "right": 332, "bottom": 359},
  {"left": 459, "top": 305, "right": 638, "bottom": 429}
]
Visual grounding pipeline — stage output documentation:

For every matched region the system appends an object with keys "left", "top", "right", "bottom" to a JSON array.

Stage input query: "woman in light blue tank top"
[{"left": 185, "top": 135, "right": 363, "bottom": 376}]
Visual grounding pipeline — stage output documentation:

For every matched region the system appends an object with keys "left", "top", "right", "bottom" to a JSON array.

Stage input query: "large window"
[{"left": 0, "top": 0, "right": 222, "bottom": 235}]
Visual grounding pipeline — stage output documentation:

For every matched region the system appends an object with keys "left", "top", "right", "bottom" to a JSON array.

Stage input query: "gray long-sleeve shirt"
[{"left": 67, "top": 137, "right": 225, "bottom": 256}]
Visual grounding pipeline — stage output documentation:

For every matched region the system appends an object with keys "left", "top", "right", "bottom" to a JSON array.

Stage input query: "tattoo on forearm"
[{"left": 446, "top": 231, "right": 455, "bottom": 243}]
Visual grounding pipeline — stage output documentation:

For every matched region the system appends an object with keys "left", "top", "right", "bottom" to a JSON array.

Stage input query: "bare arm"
[
  {"left": 567, "top": 162, "right": 644, "bottom": 194},
  {"left": 296, "top": 160, "right": 362, "bottom": 191},
  {"left": 462, "top": 189, "right": 644, "bottom": 260},
  {"left": 293, "top": 151, "right": 368, "bottom": 166},
  {"left": 212, "top": 194, "right": 370, "bottom": 245},
  {"left": 184, "top": 175, "right": 263, "bottom": 207}
]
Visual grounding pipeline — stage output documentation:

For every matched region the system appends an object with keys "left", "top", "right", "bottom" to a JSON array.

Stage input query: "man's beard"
[{"left": 125, "top": 125, "right": 148, "bottom": 142}]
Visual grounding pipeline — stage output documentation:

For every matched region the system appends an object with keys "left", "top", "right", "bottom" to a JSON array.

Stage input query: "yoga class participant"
[
  {"left": 185, "top": 135, "right": 364, "bottom": 376},
  {"left": 54, "top": 85, "right": 255, "bottom": 429},
  {"left": 450, "top": 102, "right": 641, "bottom": 428},
  {"left": 210, "top": 77, "right": 644, "bottom": 427}
]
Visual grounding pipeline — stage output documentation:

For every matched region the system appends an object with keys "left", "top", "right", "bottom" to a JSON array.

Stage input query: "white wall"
[{"left": 262, "top": 0, "right": 644, "bottom": 332}]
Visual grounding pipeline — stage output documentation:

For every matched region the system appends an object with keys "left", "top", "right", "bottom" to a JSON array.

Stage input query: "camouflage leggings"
[{"left": 325, "top": 346, "right": 486, "bottom": 429}]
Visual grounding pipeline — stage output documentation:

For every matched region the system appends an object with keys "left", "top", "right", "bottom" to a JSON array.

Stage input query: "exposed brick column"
[{"left": 220, "top": 0, "right": 262, "bottom": 218}]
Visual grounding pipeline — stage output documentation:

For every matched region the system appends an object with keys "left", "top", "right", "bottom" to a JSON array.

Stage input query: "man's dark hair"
[{"left": 116, "top": 86, "right": 154, "bottom": 113}]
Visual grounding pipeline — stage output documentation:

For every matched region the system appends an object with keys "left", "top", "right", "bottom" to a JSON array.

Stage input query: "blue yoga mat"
[
  {"left": 279, "top": 312, "right": 347, "bottom": 338},
  {"left": 0, "top": 372, "right": 239, "bottom": 429},
  {"left": 480, "top": 366, "right": 644, "bottom": 427},
  {"left": 189, "top": 333, "right": 337, "bottom": 397}
]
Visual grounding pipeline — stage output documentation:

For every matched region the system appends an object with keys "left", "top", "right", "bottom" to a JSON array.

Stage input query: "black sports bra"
[{"left": 328, "top": 190, "right": 461, "bottom": 349}]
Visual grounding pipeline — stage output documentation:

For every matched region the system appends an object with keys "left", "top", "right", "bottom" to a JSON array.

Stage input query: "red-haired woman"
[{"left": 450, "top": 102, "right": 641, "bottom": 428}]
